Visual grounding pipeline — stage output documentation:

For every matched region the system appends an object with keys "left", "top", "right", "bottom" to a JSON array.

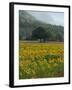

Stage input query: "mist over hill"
[{"left": 19, "top": 10, "right": 64, "bottom": 42}]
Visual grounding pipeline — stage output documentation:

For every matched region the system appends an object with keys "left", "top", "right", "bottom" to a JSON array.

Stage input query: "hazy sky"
[{"left": 28, "top": 11, "right": 64, "bottom": 26}]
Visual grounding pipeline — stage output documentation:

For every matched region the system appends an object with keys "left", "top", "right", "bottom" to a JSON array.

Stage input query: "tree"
[
  {"left": 56, "top": 32, "right": 64, "bottom": 42},
  {"left": 31, "top": 27, "right": 48, "bottom": 42}
]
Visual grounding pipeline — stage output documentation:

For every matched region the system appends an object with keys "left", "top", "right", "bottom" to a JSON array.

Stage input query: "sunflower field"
[{"left": 19, "top": 41, "right": 64, "bottom": 79}]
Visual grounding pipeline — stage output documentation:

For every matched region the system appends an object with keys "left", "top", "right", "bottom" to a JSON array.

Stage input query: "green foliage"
[{"left": 31, "top": 27, "right": 49, "bottom": 42}]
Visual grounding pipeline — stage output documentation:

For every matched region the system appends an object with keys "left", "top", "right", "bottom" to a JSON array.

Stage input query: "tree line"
[{"left": 20, "top": 26, "right": 64, "bottom": 42}]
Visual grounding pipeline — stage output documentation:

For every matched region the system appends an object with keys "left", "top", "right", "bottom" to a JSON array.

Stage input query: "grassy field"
[{"left": 19, "top": 41, "right": 64, "bottom": 79}]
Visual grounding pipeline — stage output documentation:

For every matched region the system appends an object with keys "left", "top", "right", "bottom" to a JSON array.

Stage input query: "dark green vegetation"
[{"left": 19, "top": 10, "right": 64, "bottom": 42}]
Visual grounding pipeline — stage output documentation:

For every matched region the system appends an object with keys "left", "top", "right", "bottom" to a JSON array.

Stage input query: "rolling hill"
[{"left": 19, "top": 10, "right": 64, "bottom": 41}]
